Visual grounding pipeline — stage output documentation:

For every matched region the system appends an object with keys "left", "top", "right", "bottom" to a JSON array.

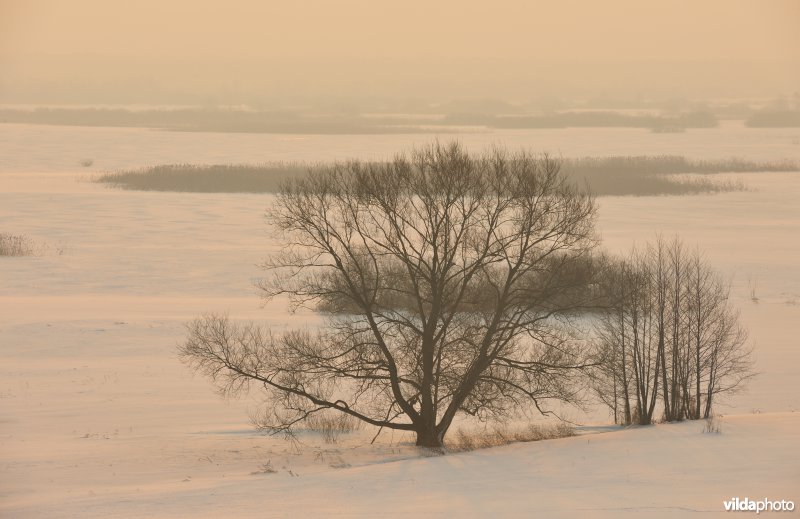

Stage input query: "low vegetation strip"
[
  {"left": 447, "top": 423, "right": 576, "bottom": 453},
  {"left": 94, "top": 163, "right": 309, "bottom": 193},
  {"left": 0, "top": 233, "right": 37, "bottom": 256},
  {"left": 561, "top": 155, "right": 796, "bottom": 195},
  {"left": 94, "top": 155, "right": 797, "bottom": 196}
]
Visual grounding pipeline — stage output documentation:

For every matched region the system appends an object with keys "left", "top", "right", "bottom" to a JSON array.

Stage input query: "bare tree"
[
  {"left": 593, "top": 251, "right": 661, "bottom": 425},
  {"left": 180, "top": 142, "right": 598, "bottom": 448},
  {"left": 682, "top": 248, "right": 753, "bottom": 419}
]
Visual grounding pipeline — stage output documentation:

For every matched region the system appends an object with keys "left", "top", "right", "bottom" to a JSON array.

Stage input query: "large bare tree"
[{"left": 180, "top": 142, "right": 598, "bottom": 448}]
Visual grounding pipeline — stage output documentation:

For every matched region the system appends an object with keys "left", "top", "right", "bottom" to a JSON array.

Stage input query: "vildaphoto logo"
[{"left": 723, "top": 497, "right": 795, "bottom": 513}]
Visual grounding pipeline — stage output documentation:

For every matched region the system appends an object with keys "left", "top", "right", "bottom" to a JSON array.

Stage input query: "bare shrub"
[
  {"left": 313, "top": 449, "right": 352, "bottom": 468},
  {"left": 702, "top": 415, "right": 722, "bottom": 434},
  {"left": 250, "top": 460, "right": 277, "bottom": 475},
  {"left": 522, "top": 422, "right": 576, "bottom": 442},
  {"left": 0, "top": 233, "right": 37, "bottom": 256},
  {"left": 303, "top": 411, "right": 361, "bottom": 444}
]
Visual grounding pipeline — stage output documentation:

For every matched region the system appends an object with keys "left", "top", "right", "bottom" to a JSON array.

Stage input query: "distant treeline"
[
  {"left": 0, "top": 108, "right": 430, "bottom": 134},
  {"left": 94, "top": 155, "right": 797, "bottom": 196},
  {"left": 443, "top": 111, "right": 718, "bottom": 129},
  {"left": 745, "top": 110, "right": 800, "bottom": 128},
  {"left": 0, "top": 107, "right": 725, "bottom": 133}
]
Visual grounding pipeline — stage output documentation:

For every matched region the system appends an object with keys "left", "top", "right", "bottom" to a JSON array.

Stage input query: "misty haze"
[{"left": 1, "top": 1, "right": 799, "bottom": 517}]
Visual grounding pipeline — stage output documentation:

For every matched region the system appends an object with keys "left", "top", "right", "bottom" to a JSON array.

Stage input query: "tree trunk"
[
  {"left": 415, "top": 426, "right": 444, "bottom": 448},
  {"left": 618, "top": 271, "right": 632, "bottom": 425}
]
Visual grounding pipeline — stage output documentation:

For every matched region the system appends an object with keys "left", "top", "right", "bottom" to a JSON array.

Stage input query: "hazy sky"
[{"left": 1, "top": 0, "right": 798, "bottom": 105}]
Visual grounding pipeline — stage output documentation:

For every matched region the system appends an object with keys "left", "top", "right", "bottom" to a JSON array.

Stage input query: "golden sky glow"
[{"left": 1, "top": 0, "right": 798, "bottom": 103}]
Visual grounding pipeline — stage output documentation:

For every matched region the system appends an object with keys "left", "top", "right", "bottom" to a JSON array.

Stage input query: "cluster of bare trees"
[{"left": 592, "top": 237, "right": 754, "bottom": 425}]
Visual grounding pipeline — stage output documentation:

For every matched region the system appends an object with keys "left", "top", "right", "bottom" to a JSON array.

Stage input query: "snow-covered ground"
[{"left": 1, "top": 123, "right": 799, "bottom": 517}]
